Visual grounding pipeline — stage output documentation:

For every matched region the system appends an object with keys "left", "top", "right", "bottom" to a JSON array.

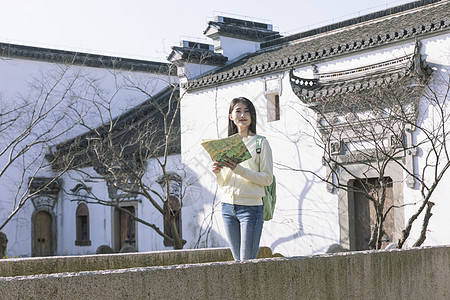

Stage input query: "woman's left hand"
[
  {"left": 223, "top": 158, "right": 237, "bottom": 171},
  {"left": 212, "top": 161, "right": 223, "bottom": 174}
]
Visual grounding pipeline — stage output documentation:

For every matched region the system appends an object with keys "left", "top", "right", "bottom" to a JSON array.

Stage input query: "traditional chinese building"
[
  {"left": 175, "top": 0, "right": 450, "bottom": 255},
  {"left": 0, "top": 43, "right": 177, "bottom": 256}
]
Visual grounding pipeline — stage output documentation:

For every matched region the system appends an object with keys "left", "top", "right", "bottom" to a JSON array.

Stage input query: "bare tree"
[
  {"left": 286, "top": 51, "right": 449, "bottom": 250},
  {"left": 47, "top": 67, "right": 190, "bottom": 249},
  {"left": 0, "top": 62, "right": 82, "bottom": 252},
  {"left": 396, "top": 70, "right": 450, "bottom": 248}
]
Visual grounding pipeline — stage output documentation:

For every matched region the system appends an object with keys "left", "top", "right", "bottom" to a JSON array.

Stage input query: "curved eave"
[
  {"left": 291, "top": 69, "right": 412, "bottom": 105},
  {"left": 168, "top": 47, "right": 228, "bottom": 66},
  {"left": 289, "top": 46, "right": 433, "bottom": 107}
]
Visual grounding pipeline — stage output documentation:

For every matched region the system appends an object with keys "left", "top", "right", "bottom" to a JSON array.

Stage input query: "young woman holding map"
[{"left": 211, "top": 97, "right": 273, "bottom": 260}]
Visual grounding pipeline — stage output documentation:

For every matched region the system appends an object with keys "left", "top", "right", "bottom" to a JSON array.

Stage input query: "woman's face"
[{"left": 229, "top": 102, "right": 251, "bottom": 130}]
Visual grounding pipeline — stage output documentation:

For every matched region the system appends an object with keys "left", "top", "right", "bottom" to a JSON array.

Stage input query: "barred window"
[{"left": 75, "top": 203, "right": 91, "bottom": 246}]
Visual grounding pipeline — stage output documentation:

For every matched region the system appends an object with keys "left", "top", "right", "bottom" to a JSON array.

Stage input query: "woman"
[{"left": 212, "top": 97, "right": 273, "bottom": 260}]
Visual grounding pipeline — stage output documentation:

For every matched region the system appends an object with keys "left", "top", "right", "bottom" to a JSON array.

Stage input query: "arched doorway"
[
  {"left": 29, "top": 178, "right": 60, "bottom": 257},
  {"left": 32, "top": 210, "right": 53, "bottom": 256}
]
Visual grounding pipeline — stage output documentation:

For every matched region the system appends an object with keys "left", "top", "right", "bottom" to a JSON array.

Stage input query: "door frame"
[
  {"left": 337, "top": 162, "right": 405, "bottom": 250},
  {"left": 112, "top": 201, "right": 138, "bottom": 252},
  {"left": 352, "top": 177, "right": 395, "bottom": 250},
  {"left": 31, "top": 207, "right": 57, "bottom": 257}
]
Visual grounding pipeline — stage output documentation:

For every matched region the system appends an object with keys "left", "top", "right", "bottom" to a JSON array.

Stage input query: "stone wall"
[{"left": 0, "top": 246, "right": 449, "bottom": 299}]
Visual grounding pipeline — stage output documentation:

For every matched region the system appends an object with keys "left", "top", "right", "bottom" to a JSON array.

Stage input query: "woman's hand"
[
  {"left": 212, "top": 159, "right": 237, "bottom": 174},
  {"left": 222, "top": 158, "right": 237, "bottom": 171},
  {"left": 212, "top": 161, "right": 223, "bottom": 174}
]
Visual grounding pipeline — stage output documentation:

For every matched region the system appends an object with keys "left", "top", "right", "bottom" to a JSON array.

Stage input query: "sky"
[{"left": 0, "top": 0, "right": 415, "bottom": 62}]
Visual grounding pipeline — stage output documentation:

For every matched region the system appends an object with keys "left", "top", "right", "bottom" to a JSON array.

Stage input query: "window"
[
  {"left": 263, "top": 75, "right": 281, "bottom": 122},
  {"left": 75, "top": 203, "right": 91, "bottom": 246},
  {"left": 267, "top": 93, "right": 280, "bottom": 122}
]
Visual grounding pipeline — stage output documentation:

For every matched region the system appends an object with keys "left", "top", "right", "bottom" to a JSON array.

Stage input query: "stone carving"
[
  {"left": 31, "top": 195, "right": 58, "bottom": 210},
  {"left": 29, "top": 177, "right": 60, "bottom": 210},
  {"left": 330, "top": 141, "right": 341, "bottom": 155},
  {"left": 119, "top": 244, "right": 137, "bottom": 253},
  {"left": 96, "top": 245, "right": 114, "bottom": 254},
  {"left": 326, "top": 243, "right": 348, "bottom": 253},
  {"left": 0, "top": 231, "right": 7, "bottom": 258}
]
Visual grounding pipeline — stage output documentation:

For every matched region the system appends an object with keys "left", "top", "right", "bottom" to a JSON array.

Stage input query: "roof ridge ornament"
[
  {"left": 412, "top": 39, "right": 433, "bottom": 80},
  {"left": 289, "top": 67, "right": 320, "bottom": 91}
]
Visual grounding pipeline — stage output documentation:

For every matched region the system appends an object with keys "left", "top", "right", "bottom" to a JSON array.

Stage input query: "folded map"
[{"left": 201, "top": 133, "right": 252, "bottom": 165}]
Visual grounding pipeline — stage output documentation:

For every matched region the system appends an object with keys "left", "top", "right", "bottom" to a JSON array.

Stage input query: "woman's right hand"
[{"left": 212, "top": 161, "right": 223, "bottom": 174}]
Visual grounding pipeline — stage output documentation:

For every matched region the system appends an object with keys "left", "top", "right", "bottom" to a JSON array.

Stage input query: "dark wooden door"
[
  {"left": 353, "top": 178, "right": 394, "bottom": 250},
  {"left": 33, "top": 211, "right": 52, "bottom": 256},
  {"left": 120, "top": 206, "right": 136, "bottom": 249}
]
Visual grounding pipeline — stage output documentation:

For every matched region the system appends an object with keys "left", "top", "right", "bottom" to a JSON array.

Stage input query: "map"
[{"left": 201, "top": 133, "right": 252, "bottom": 165}]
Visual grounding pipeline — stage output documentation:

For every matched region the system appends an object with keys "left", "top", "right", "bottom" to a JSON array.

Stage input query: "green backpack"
[{"left": 256, "top": 136, "right": 276, "bottom": 221}]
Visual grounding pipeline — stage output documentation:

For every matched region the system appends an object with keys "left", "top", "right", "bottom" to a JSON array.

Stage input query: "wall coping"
[
  {"left": 1, "top": 245, "right": 449, "bottom": 299},
  {"left": 0, "top": 246, "right": 275, "bottom": 277}
]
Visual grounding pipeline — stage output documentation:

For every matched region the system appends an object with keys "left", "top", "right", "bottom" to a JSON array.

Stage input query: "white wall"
[
  {"left": 179, "top": 62, "right": 217, "bottom": 80},
  {"left": 213, "top": 36, "right": 260, "bottom": 61}
]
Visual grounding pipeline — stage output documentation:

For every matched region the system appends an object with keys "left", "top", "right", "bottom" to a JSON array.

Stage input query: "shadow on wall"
[
  {"left": 268, "top": 125, "right": 333, "bottom": 255},
  {"left": 185, "top": 154, "right": 230, "bottom": 250}
]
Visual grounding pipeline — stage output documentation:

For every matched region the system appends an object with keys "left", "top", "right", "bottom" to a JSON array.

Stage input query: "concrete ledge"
[
  {"left": 0, "top": 246, "right": 275, "bottom": 277},
  {"left": 1, "top": 246, "right": 449, "bottom": 299}
]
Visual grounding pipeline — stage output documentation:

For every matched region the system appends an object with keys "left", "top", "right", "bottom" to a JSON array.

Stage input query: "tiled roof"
[
  {"left": 204, "top": 17, "right": 281, "bottom": 42},
  {"left": 47, "top": 86, "right": 181, "bottom": 170},
  {"left": 184, "top": 0, "right": 449, "bottom": 91},
  {"left": 261, "top": 0, "right": 442, "bottom": 48},
  {"left": 168, "top": 46, "right": 228, "bottom": 66},
  {"left": 0, "top": 42, "right": 175, "bottom": 75}
]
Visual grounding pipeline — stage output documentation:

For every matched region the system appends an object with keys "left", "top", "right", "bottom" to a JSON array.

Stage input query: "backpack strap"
[{"left": 256, "top": 135, "right": 264, "bottom": 169}]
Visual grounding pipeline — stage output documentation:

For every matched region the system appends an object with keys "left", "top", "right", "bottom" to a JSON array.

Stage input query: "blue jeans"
[{"left": 221, "top": 203, "right": 264, "bottom": 260}]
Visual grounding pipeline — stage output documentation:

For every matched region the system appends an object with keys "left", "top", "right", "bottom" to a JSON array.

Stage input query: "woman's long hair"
[{"left": 228, "top": 97, "right": 257, "bottom": 136}]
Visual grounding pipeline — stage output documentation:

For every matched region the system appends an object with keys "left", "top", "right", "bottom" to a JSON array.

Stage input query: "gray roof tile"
[
  {"left": 0, "top": 42, "right": 175, "bottom": 75},
  {"left": 167, "top": 46, "right": 227, "bottom": 66}
]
